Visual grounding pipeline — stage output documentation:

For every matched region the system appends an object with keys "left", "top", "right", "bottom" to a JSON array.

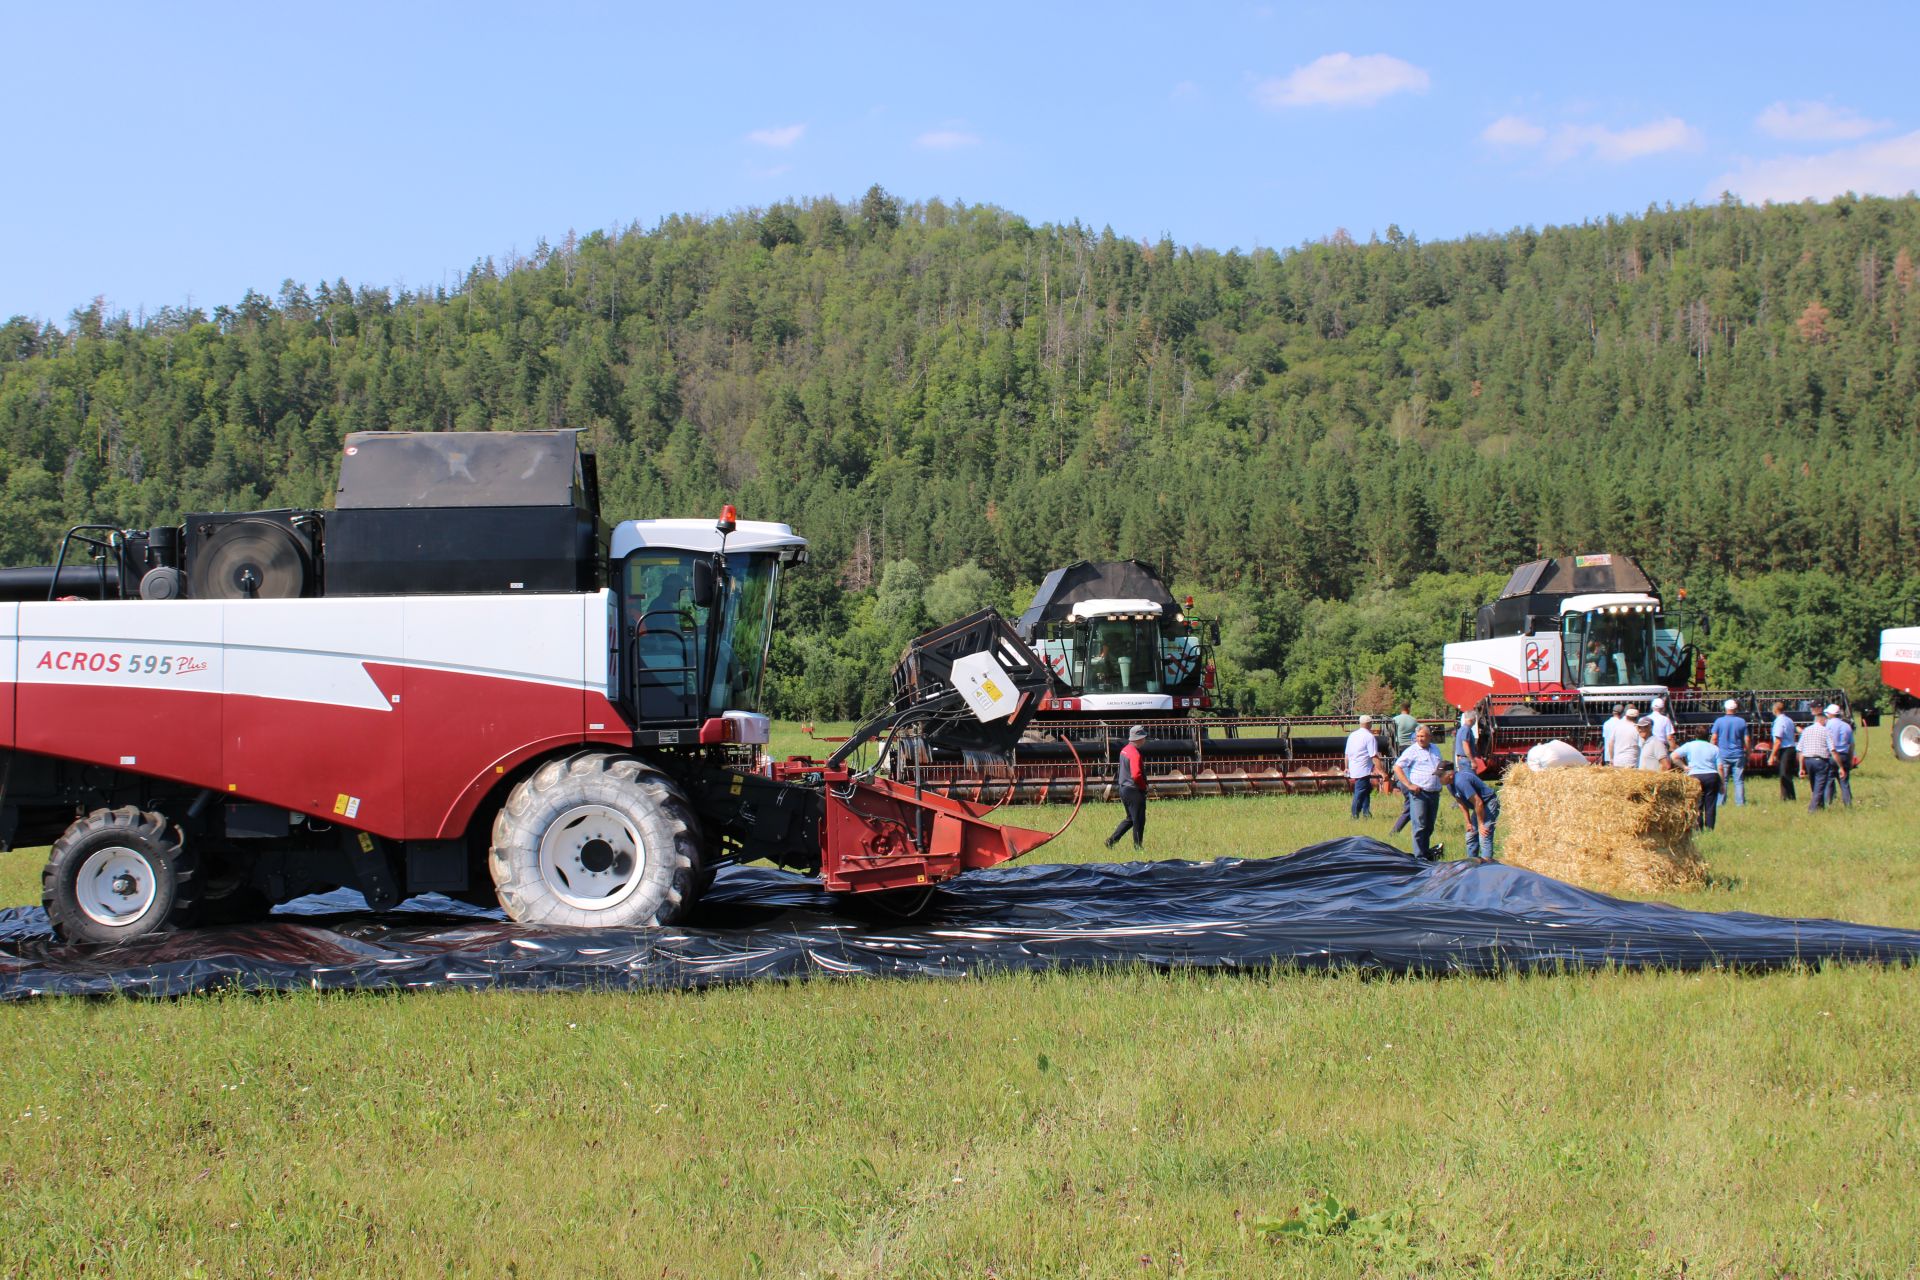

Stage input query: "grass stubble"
[{"left": 2, "top": 733, "right": 1917, "bottom": 1278}]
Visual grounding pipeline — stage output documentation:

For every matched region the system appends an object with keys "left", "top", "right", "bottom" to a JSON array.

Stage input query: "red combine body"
[
  {"left": 1, "top": 431, "right": 1061, "bottom": 943},
  {"left": 1882, "top": 627, "right": 1920, "bottom": 763},
  {"left": 1443, "top": 554, "right": 1843, "bottom": 771}
]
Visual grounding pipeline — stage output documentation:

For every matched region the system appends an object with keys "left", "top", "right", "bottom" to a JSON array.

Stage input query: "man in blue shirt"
[
  {"left": 1767, "top": 700, "right": 1798, "bottom": 802},
  {"left": 1445, "top": 762, "right": 1500, "bottom": 858},
  {"left": 1392, "top": 724, "right": 1447, "bottom": 861},
  {"left": 1824, "top": 703, "right": 1855, "bottom": 807},
  {"left": 1671, "top": 725, "right": 1724, "bottom": 831},
  {"left": 1710, "top": 699, "right": 1750, "bottom": 807},
  {"left": 1454, "top": 709, "right": 1485, "bottom": 778}
]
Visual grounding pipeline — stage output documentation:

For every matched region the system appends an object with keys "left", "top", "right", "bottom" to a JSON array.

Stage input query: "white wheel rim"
[
  {"left": 537, "top": 804, "right": 647, "bottom": 912},
  {"left": 1898, "top": 723, "right": 1920, "bottom": 759},
  {"left": 75, "top": 845, "right": 159, "bottom": 928}
]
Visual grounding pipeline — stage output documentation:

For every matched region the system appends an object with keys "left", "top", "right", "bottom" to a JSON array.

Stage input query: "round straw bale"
[{"left": 1498, "top": 765, "right": 1707, "bottom": 895}]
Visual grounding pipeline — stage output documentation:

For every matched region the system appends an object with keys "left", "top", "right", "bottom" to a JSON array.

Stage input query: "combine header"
[
  {"left": 890, "top": 561, "right": 1394, "bottom": 801},
  {"left": 0, "top": 430, "right": 1065, "bottom": 943},
  {"left": 1443, "top": 554, "right": 1843, "bottom": 772}
]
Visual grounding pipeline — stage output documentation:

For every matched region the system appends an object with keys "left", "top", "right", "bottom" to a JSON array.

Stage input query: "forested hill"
[{"left": 3, "top": 188, "right": 1917, "bottom": 716}]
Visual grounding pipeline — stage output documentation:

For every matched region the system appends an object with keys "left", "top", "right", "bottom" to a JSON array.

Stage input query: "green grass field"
[{"left": 3, "top": 743, "right": 1918, "bottom": 1278}]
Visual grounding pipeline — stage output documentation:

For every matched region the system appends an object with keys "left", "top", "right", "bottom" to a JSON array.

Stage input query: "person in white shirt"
[
  {"left": 1635, "top": 717, "right": 1672, "bottom": 771},
  {"left": 1600, "top": 704, "right": 1626, "bottom": 767},
  {"left": 1797, "top": 712, "right": 1833, "bottom": 812},
  {"left": 1392, "top": 725, "right": 1447, "bottom": 861},
  {"left": 1647, "top": 697, "right": 1675, "bottom": 747},
  {"left": 1611, "top": 708, "right": 1643, "bottom": 768},
  {"left": 1345, "top": 715, "right": 1385, "bottom": 819}
]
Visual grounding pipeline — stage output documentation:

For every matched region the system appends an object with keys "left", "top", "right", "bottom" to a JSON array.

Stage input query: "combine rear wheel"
[
  {"left": 42, "top": 807, "right": 196, "bottom": 945},
  {"left": 488, "top": 753, "right": 704, "bottom": 928},
  {"left": 1893, "top": 709, "right": 1920, "bottom": 764}
]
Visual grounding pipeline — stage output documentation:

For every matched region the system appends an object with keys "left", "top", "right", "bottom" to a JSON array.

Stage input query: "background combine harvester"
[
  {"left": 1443, "top": 554, "right": 1844, "bottom": 771},
  {"left": 895, "top": 560, "right": 1414, "bottom": 801},
  {"left": 0, "top": 430, "right": 1064, "bottom": 943},
  {"left": 1882, "top": 627, "right": 1920, "bottom": 763}
]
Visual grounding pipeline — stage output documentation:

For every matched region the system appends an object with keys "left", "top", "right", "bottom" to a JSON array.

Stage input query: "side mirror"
[{"left": 692, "top": 558, "right": 718, "bottom": 608}]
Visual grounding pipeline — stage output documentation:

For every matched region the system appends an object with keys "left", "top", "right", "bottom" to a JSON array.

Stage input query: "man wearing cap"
[
  {"left": 1345, "top": 715, "right": 1386, "bottom": 819},
  {"left": 1600, "top": 704, "right": 1627, "bottom": 768},
  {"left": 1445, "top": 757, "right": 1500, "bottom": 858},
  {"left": 1798, "top": 707, "right": 1834, "bottom": 811},
  {"left": 1647, "top": 697, "right": 1675, "bottom": 749},
  {"left": 1671, "top": 725, "right": 1723, "bottom": 830},
  {"left": 1767, "top": 700, "right": 1798, "bottom": 802},
  {"left": 1392, "top": 724, "right": 1447, "bottom": 861},
  {"left": 1636, "top": 715, "right": 1673, "bottom": 771},
  {"left": 1825, "top": 704, "right": 1855, "bottom": 807},
  {"left": 1710, "top": 699, "right": 1750, "bottom": 807},
  {"left": 1104, "top": 725, "right": 1151, "bottom": 850},
  {"left": 1611, "top": 707, "right": 1643, "bottom": 768}
]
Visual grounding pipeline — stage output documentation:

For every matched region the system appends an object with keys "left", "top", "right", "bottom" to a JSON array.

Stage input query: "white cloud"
[
  {"left": 1712, "top": 129, "right": 1920, "bottom": 202},
  {"left": 745, "top": 123, "right": 805, "bottom": 148},
  {"left": 1482, "top": 115, "right": 1546, "bottom": 146},
  {"left": 1548, "top": 117, "right": 1702, "bottom": 163},
  {"left": 1254, "top": 53, "right": 1429, "bottom": 109},
  {"left": 1756, "top": 101, "right": 1889, "bottom": 142},
  {"left": 915, "top": 129, "right": 982, "bottom": 149}
]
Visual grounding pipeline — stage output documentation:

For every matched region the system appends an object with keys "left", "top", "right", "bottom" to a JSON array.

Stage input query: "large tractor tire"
[
  {"left": 42, "top": 807, "right": 196, "bottom": 945},
  {"left": 1893, "top": 709, "right": 1920, "bottom": 764},
  {"left": 488, "top": 753, "right": 705, "bottom": 928}
]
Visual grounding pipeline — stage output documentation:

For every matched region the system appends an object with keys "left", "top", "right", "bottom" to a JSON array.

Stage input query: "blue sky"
[{"left": 7, "top": 1, "right": 1918, "bottom": 323}]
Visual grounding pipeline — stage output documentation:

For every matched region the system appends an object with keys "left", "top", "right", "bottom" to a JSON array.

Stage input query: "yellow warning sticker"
[
  {"left": 981, "top": 678, "right": 1005, "bottom": 702},
  {"left": 333, "top": 793, "right": 362, "bottom": 820},
  {"left": 357, "top": 832, "right": 375, "bottom": 853}
]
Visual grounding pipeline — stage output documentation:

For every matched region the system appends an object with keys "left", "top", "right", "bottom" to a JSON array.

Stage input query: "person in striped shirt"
[{"left": 1797, "top": 709, "right": 1834, "bottom": 812}]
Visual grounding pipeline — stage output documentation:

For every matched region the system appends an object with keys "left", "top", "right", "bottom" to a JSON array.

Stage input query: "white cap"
[
  {"left": 1824, "top": 703, "right": 1841, "bottom": 716},
  {"left": 1623, "top": 708, "right": 1640, "bottom": 721},
  {"left": 1651, "top": 697, "right": 1666, "bottom": 710},
  {"left": 1358, "top": 713, "right": 1373, "bottom": 725},
  {"left": 1724, "top": 698, "right": 1739, "bottom": 712}
]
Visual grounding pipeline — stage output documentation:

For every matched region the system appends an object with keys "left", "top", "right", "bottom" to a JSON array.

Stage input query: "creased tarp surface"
[{"left": 3, "top": 837, "right": 1917, "bottom": 1000}]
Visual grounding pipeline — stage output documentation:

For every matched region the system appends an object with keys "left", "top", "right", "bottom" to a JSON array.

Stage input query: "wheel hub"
[
  {"left": 75, "top": 846, "right": 159, "bottom": 928},
  {"left": 1899, "top": 723, "right": 1920, "bottom": 758},
  {"left": 537, "top": 804, "right": 646, "bottom": 912}
]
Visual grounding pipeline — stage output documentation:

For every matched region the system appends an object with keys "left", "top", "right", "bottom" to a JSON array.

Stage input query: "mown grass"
[{"left": 3, "top": 741, "right": 1918, "bottom": 1278}]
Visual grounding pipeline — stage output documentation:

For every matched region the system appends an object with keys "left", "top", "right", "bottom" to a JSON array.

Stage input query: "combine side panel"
[{"left": 0, "top": 604, "right": 16, "bottom": 748}]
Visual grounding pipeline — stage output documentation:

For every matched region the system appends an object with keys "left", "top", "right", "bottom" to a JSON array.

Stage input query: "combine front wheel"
[
  {"left": 489, "top": 753, "right": 704, "bottom": 928},
  {"left": 42, "top": 807, "right": 196, "bottom": 945},
  {"left": 1893, "top": 709, "right": 1920, "bottom": 764}
]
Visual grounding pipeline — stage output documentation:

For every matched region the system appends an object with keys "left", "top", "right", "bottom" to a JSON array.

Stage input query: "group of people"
[
  {"left": 1345, "top": 705, "right": 1497, "bottom": 862},
  {"left": 1598, "top": 697, "right": 1857, "bottom": 831}
]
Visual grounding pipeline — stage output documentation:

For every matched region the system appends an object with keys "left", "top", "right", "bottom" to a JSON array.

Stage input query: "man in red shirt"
[{"left": 1104, "top": 725, "right": 1150, "bottom": 851}]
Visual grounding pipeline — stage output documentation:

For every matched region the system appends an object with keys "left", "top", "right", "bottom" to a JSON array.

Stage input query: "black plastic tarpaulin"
[{"left": 4, "top": 838, "right": 1918, "bottom": 1000}]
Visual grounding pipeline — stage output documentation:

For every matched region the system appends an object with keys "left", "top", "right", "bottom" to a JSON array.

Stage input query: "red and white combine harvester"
[
  {"left": 892, "top": 560, "right": 1403, "bottom": 801},
  {"left": 1881, "top": 627, "right": 1920, "bottom": 763},
  {"left": 0, "top": 431, "right": 1064, "bottom": 943},
  {"left": 1443, "top": 554, "right": 1844, "bottom": 771}
]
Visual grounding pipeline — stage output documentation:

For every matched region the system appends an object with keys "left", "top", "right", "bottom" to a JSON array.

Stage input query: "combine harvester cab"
[
  {"left": 1444, "top": 554, "right": 1844, "bottom": 772},
  {"left": 1881, "top": 627, "right": 1920, "bottom": 763},
  {"left": 0, "top": 431, "right": 1064, "bottom": 943},
  {"left": 893, "top": 560, "right": 1389, "bottom": 801}
]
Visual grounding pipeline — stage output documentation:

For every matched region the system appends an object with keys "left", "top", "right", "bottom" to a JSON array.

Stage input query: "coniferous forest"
[{"left": 3, "top": 187, "right": 1917, "bottom": 718}]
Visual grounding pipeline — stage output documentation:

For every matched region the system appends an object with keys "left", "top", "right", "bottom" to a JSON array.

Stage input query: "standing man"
[
  {"left": 1671, "top": 725, "right": 1724, "bottom": 831},
  {"left": 1454, "top": 708, "right": 1486, "bottom": 778},
  {"left": 1601, "top": 704, "right": 1627, "bottom": 768},
  {"left": 1636, "top": 715, "right": 1673, "bottom": 771},
  {"left": 1388, "top": 702, "right": 1420, "bottom": 835},
  {"left": 1798, "top": 708, "right": 1833, "bottom": 812},
  {"left": 1824, "top": 703, "right": 1855, "bottom": 808},
  {"left": 1392, "top": 724, "right": 1447, "bottom": 861},
  {"left": 1345, "top": 715, "right": 1386, "bottom": 819},
  {"left": 1647, "top": 697, "right": 1676, "bottom": 749},
  {"left": 1446, "top": 760, "right": 1500, "bottom": 858},
  {"left": 1104, "top": 725, "right": 1150, "bottom": 850},
  {"left": 1711, "top": 698, "right": 1750, "bottom": 807},
  {"left": 1768, "top": 700, "right": 1799, "bottom": 802},
  {"left": 1612, "top": 708, "right": 1644, "bottom": 768}
]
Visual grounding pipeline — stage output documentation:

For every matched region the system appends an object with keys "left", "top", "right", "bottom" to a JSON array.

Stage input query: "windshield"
[
  {"left": 1031, "top": 617, "right": 1202, "bottom": 695},
  {"left": 1565, "top": 610, "right": 1657, "bottom": 687},
  {"left": 621, "top": 550, "right": 781, "bottom": 721}
]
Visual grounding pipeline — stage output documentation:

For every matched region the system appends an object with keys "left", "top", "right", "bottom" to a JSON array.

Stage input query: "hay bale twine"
[{"left": 1499, "top": 765, "right": 1707, "bottom": 895}]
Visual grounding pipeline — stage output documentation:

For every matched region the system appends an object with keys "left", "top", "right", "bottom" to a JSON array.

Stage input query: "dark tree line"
[{"left": 4, "top": 187, "right": 1917, "bottom": 717}]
